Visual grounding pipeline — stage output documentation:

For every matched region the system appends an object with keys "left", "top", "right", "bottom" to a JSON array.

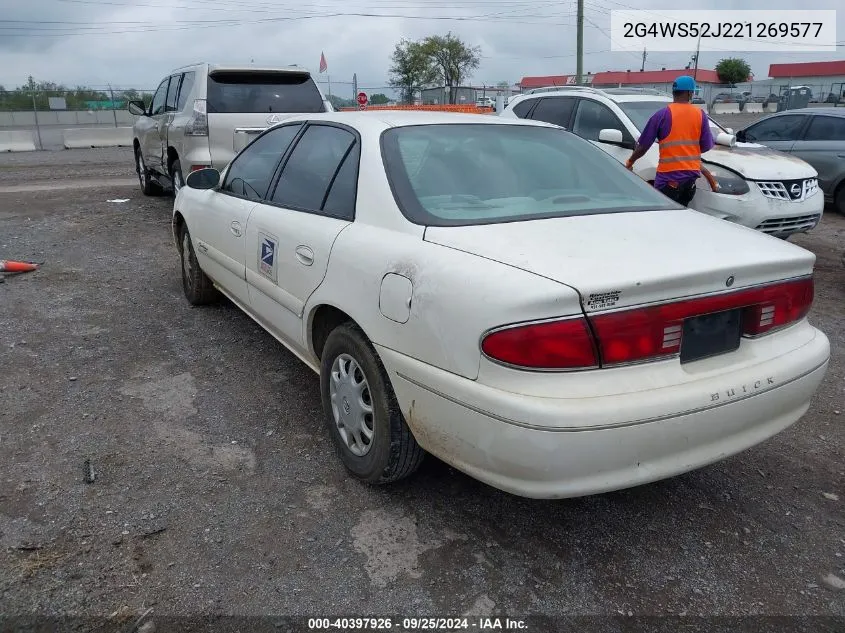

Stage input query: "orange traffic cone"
[{"left": 0, "top": 260, "right": 39, "bottom": 273}]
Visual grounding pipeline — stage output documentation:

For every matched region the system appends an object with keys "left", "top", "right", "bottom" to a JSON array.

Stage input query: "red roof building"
[
  {"left": 593, "top": 69, "right": 721, "bottom": 85},
  {"left": 769, "top": 60, "right": 845, "bottom": 78},
  {"left": 519, "top": 69, "right": 723, "bottom": 90}
]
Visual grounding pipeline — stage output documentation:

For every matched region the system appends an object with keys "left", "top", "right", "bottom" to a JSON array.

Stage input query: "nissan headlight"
[{"left": 706, "top": 164, "right": 750, "bottom": 195}]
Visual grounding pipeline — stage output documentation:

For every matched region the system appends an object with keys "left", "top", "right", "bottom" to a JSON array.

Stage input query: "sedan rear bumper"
[{"left": 378, "top": 327, "right": 830, "bottom": 499}]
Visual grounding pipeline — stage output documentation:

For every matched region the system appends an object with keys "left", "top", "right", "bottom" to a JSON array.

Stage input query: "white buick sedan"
[{"left": 173, "top": 111, "right": 830, "bottom": 499}]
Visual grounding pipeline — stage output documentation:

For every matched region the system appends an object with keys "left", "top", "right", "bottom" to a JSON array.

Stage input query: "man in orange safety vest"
[{"left": 625, "top": 75, "right": 719, "bottom": 206}]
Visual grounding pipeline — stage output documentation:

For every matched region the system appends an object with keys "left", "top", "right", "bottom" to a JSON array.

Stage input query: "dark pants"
[{"left": 656, "top": 180, "right": 697, "bottom": 207}]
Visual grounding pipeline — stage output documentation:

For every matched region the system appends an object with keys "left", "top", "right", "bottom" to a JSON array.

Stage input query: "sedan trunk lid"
[{"left": 424, "top": 209, "right": 815, "bottom": 312}]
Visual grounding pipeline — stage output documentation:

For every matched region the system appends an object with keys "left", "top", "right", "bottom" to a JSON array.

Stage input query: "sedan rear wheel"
[{"left": 320, "top": 323, "right": 424, "bottom": 483}]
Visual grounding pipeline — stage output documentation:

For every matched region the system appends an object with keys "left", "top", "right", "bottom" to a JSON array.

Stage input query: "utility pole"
[
  {"left": 641, "top": 48, "right": 647, "bottom": 72},
  {"left": 693, "top": 33, "right": 701, "bottom": 80},
  {"left": 575, "top": 0, "right": 584, "bottom": 84},
  {"left": 108, "top": 83, "right": 118, "bottom": 128}
]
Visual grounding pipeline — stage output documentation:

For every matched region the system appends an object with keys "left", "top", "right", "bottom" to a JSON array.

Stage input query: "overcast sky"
[{"left": 0, "top": 0, "right": 842, "bottom": 96}]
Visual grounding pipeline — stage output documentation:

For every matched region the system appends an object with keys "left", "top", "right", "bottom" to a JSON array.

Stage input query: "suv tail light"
[
  {"left": 184, "top": 99, "right": 208, "bottom": 136},
  {"left": 481, "top": 277, "right": 813, "bottom": 370}
]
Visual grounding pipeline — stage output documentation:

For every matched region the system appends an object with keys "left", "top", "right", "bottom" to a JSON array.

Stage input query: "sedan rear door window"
[
  {"left": 271, "top": 125, "right": 357, "bottom": 215},
  {"left": 803, "top": 115, "right": 845, "bottom": 141},
  {"left": 206, "top": 71, "right": 325, "bottom": 114}
]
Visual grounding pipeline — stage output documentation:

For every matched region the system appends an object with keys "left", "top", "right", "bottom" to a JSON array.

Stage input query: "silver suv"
[{"left": 128, "top": 63, "right": 329, "bottom": 196}]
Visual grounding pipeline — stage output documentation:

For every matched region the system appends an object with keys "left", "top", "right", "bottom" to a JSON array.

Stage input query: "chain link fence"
[{"left": 0, "top": 87, "right": 155, "bottom": 149}]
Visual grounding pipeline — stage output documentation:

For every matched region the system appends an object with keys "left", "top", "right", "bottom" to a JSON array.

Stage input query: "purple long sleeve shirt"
[{"left": 636, "top": 106, "right": 715, "bottom": 189}]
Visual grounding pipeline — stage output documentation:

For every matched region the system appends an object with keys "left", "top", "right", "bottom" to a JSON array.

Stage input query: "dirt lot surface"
[{"left": 0, "top": 149, "right": 844, "bottom": 629}]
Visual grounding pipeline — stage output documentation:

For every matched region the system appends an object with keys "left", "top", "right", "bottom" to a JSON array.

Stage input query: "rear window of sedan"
[
  {"left": 206, "top": 71, "right": 326, "bottom": 114},
  {"left": 381, "top": 123, "right": 676, "bottom": 226}
]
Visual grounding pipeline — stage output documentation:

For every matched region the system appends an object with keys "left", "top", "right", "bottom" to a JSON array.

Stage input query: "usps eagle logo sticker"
[{"left": 258, "top": 233, "right": 278, "bottom": 282}]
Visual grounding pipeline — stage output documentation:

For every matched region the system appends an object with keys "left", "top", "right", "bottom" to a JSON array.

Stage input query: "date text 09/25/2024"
[{"left": 307, "top": 617, "right": 529, "bottom": 630}]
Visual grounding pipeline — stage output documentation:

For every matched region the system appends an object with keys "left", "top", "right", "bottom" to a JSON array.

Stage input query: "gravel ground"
[{"left": 1, "top": 148, "right": 844, "bottom": 629}]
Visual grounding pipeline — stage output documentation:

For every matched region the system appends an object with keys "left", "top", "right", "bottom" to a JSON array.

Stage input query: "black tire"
[
  {"left": 178, "top": 224, "right": 219, "bottom": 305},
  {"left": 170, "top": 159, "right": 185, "bottom": 196},
  {"left": 835, "top": 184, "right": 845, "bottom": 216},
  {"left": 135, "top": 146, "right": 162, "bottom": 196},
  {"left": 320, "top": 323, "right": 424, "bottom": 484}
]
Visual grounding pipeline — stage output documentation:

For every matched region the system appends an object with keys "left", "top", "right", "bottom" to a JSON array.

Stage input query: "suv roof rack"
[
  {"left": 526, "top": 85, "right": 601, "bottom": 95},
  {"left": 601, "top": 87, "right": 669, "bottom": 96}
]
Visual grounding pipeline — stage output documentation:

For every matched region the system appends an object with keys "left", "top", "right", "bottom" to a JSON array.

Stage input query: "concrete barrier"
[
  {"left": 693, "top": 103, "right": 709, "bottom": 114},
  {"left": 711, "top": 102, "right": 740, "bottom": 115},
  {"left": 0, "top": 130, "right": 37, "bottom": 152},
  {"left": 765, "top": 102, "right": 778, "bottom": 113},
  {"left": 63, "top": 126, "right": 133, "bottom": 148},
  {"left": 744, "top": 102, "right": 763, "bottom": 113}
]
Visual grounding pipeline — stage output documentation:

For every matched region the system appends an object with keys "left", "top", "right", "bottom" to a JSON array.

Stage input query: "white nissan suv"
[{"left": 500, "top": 87, "right": 824, "bottom": 239}]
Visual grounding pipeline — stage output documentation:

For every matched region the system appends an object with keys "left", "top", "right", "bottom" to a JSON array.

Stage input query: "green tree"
[
  {"left": 496, "top": 80, "right": 509, "bottom": 90},
  {"left": 369, "top": 93, "right": 390, "bottom": 105},
  {"left": 388, "top": 38, "right": 438, "bottom": 104},
  {"left": 715, "top": 58, "right": 751, "bottom": 86},
  {"left": 420, "top": 33, "right": 481, "bottom": 104}
]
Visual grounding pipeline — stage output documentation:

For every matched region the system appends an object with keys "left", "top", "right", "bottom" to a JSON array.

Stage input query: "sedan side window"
[
  {"left": 804, "top": 115, "right": 845, "bottom": 141},
  {"left": 744, "top": 115, "right": 805, "bottom": 142},
  {"left": 321, "top": 143, "right": 360, "bottom": 220},
  {"left": 222, "top": 124, "right": 303, "bottom": 201},
  {"left": 271, "top": 125, "right": 357, "bottom": 215},
  {"left": 529, "top": 97, "right": 576, "bottom": 128},
  {"left": 572, "top": 99, "right": 633, "bottom": 143},
  {"left": 149, "top": 78, "right": 169, "bottom": 116}
]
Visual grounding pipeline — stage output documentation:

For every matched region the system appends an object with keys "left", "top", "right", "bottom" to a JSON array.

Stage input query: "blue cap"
[{"left": 673, "top": 75, "right": 697, "bottom": 92}]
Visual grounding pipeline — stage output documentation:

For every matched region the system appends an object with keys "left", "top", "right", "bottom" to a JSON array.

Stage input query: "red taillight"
[
  {"left": 742, "top": 277, "right": 814, "bottom": 336},
  {"left": 591, "top": 277, "right": 814, "bottom": 365},
  {"left": 190, "top": 164, "right": 211, "bottom": 172},
  {"left": 482, "top": 277, "right": 813, "bottom": 370},
  {"left": 481, "top": 318, "right": 598, "bottom": 369}
]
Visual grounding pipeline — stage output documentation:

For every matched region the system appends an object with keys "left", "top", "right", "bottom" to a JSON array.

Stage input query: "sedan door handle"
[{"left": 295, "top": 245, "right": 314, "bottom": 266}]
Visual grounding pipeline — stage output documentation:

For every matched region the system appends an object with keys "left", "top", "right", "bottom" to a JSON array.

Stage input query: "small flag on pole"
[{"left": 319, "top": 52, "right": 328, "bottom": 74}]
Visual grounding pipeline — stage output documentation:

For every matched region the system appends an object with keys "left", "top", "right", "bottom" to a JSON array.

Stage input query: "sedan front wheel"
[{"left": 179, "top": 225, "right": 220, "bottom": 306}]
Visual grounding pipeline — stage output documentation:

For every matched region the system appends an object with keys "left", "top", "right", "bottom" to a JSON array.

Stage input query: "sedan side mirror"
[
  {"left": 186, "top": 168, "right": 220, "bottom": 190},
  {"left": 128, "top": 100, "right": 147, "bottom": 116},
  {"left": 735, "top": 129, "right": 747, "bottom": 143}
]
